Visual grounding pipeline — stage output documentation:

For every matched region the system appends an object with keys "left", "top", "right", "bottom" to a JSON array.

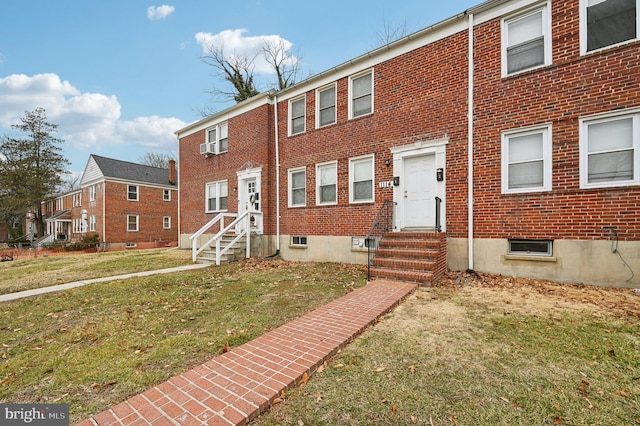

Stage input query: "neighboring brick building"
[
  {"left": 43, "top": 155, "right": 178, "bottom": 250},
  {"left": 177, "top": 0, "right": 640, "bottom": 287}
]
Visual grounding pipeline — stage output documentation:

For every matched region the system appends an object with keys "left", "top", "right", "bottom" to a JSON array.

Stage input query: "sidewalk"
[
  {"left": 0, "top": 264, "right": 209, "bottom": 303},
  {"left": 76, "top": 280, "right": 417, "bottom": 426}
]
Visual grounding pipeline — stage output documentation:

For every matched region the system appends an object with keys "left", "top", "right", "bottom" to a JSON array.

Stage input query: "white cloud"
[
  {"left": 0, "top": 73, "right": 184, "bottom": 153},
  {"left": 147, "top": 5, "right": 175, "bottom": 21},
  {"left": 195, "top": 29, "right": 298, "bottom": 75}
]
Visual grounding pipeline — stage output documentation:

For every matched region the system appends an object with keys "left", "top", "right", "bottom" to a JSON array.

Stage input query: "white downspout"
[
  {"left": 467, "top": 13, "right": 475, "bottom": 271},
  {"left": 273, "top": 93, "right": 281, "bottom": 252}
]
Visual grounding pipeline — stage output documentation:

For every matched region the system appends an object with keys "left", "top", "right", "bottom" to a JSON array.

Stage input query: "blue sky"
[{"left": 0, "top": 0, "right": 479, "bottom": 178}]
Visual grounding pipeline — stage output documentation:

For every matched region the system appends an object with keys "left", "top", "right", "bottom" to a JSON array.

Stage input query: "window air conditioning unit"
[{"left": 200, "top": 142, "right": 215, "bottom": 155}]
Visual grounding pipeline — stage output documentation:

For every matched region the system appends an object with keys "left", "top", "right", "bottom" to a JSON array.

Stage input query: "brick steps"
[{"left": 369, "top": 232, "right": 447, "bottom": 286}]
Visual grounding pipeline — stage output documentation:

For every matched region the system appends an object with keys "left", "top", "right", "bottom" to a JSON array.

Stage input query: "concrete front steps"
[
  {"left": 196, "top": 233, "right": 247, "bottom": 264},
  {"left": 369, "top": 231, "right": 447, "bottom": 285}
]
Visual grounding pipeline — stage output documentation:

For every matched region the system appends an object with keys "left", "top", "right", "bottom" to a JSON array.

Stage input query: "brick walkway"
[{"left": 76, "top": 280, "right": 416, "bottom": 426}]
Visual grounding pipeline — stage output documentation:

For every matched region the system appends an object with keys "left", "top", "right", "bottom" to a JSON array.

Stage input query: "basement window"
[
  {"left": 508, "top": 239, "right": 552, "bottom": 256},
  {"left": 291, "top": 236, "right": 307, "bottom": 247}
]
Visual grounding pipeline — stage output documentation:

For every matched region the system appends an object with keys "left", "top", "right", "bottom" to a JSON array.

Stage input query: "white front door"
[
  {"left": 237, "top": 169, "right": 263, "bottom": 234},
  {"left": 403, "top": 154, "right": 436, "bottom": 228}
]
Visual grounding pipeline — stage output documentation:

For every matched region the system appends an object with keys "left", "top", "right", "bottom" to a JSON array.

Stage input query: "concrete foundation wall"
[{"left": 448, "top": 238, "right": 640, "bottom": 288}]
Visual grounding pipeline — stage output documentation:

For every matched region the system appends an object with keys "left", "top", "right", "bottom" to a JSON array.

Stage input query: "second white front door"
[{"left": 403, "top": 154, "right": 436, "bottom": 228}]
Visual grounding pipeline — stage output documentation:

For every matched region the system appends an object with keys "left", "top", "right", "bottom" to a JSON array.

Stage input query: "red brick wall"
[
  {"left": 179, "top": 104, "right": 273, "bottom": 234},
  {"left": 472, "top": 0, "right": 640, "bottom": 241},
  {"left": 276, "top": 31, "right": 469, "bottom": 237},
  {"left": 103, "top": 181, "right": 178, "bottom": 244}
]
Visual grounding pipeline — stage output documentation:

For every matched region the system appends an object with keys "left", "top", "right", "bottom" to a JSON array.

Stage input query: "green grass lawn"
[
  {"left": 0, "top": 257, "right": 366, "bottom": 424},
  {"left": 255, "top": 280, "right": 640, "bottom": 426}
]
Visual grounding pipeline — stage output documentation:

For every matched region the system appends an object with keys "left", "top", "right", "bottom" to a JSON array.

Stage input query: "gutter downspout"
[
  {"left": 273, "top": 92, "right": 281, "bottom": 254},
  {"left": 467, "top": 12, "right": 475, "bottom": 272}
]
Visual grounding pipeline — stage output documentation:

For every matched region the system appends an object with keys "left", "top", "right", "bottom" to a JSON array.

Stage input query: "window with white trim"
[
  {"left": 55, "top": 197, "right": 63, "bottom": 211},
  {"left": 316, "top": 162, "right": 337, "bottom": 205},
  {"left": 349, "top": 155, "right": 374, "bottom": 203},
  {"left": 582, "top": 0, "right": 638, "bottom": 53},
  {"left": 89, "top": 215, "right": 96, "bottom": 232},
  {"left": 206, "top": 122, "right": 229, "bottom": 154},
  {"left": 127, "top": 185, "right": 138, "bottom": 201},
  {"left": 288, "top": 167, "right": 306, "bottom": 207},
  {"left": 163, "top": 216, "right": 171, "bottom": 229},
  {"left": 73, "top": 193, "right": 82, "bottom": 207},
  {"left": 291, "top": 236, "right": 307, "bottom": 246},
  {"left": 127, "top": 215, "right": 139, "bottom": 232},
  {"left": 350, "top": 70, "right": 373, "bottom": 118},
  {"left": 206, "top": 180, "right": 228, "bottom": 212},
  {"left": 580, "top": 111, "right": 639, "bottom": 187},
  {"left": 317, "top": 84, "right": 336, "bottom": 127},
  {"left": 502, "top": 125, "right": 552, "bottom": 193},
  {"left": 289, "top": 96, "right": 306, "bottom": 135},
  {"left": 163, "top": 189, "right": 171, "bottom": 201},
  {"left": 89, "top": 185, "right": 96, "bottom": 202},
  {"left": 502, "top": 6, "right": 551, "bottom": 75},
  {"left": 508, "top": 239, "right": 553, "bottom": 256}
]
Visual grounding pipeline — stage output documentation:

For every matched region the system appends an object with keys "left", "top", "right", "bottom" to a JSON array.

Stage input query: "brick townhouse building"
[
  {"left": 177, "top": 0, "right": 640, "bottom": 287},
  {"left": 43, "top": 155, "right": 178, "bottom": 250}
]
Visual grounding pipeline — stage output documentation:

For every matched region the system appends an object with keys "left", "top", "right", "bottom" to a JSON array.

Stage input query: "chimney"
[{"left": 168, "top": 158, "right": 176, "bottom": 185}]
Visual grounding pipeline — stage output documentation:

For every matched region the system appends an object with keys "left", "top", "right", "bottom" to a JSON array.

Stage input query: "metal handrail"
[
  {"left": 365, "top": 200, "right": 396, "bottom": 281},
  {"left": 435, "top": 196, "right": 442, "bottom": 233}
]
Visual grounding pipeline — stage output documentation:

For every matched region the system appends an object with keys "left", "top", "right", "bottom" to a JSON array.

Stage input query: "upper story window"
[
  {"left": 501, "top": 125, "right": 552, "bottom": 193},
  {"left": 349, "top": 155, "right": 374, "bottom": 203},
  {"left": 582, "top": 0, "right": 638, "bottom": 53},
  {"left": 316, "top": 161, "right": 338, "bottom": 205},
  {"left": 89, "top": 185, "right": 96, "bottom": 202},
  {"left": 206, "top": 180, "right": 228, "bottom": 212},
  {"left": 127, "top": 185, "right": 139, "bottom": 201},
  {"left": 73, "top": 193, "right": 82, "bottom": 207},
  {"left": 580, "top": 110, "right": 639, "bottom": 188},
  {"left": 317, "top": 84, "right": 336, "bottom": 127},
  {"left": 289, "top": 96, "right": 306, "bottom": 135},
  {"left": 288, "top": 167, "right": 306, "bottom": 207},
  {"left": 502, "top": 5, "right": 551, "bottom": 76},
  {"left": 350, "top": 70, "right": 373, "bottom": 119},
  {"left": 89, "top": 215, "right": 96, "bottom": 232},
  {"left": 163, "top": 189, "right": 171, "bottom": 201},
  {"left": 55, "top": 197, "right": 63, "bottom": 211},
  {"left": 201, "top": 122, "right": 228, "bottom": 155}
]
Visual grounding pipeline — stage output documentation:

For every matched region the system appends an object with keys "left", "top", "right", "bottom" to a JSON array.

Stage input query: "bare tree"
[
  {"left": 201, "top": 44, "right": 260, "bottom": 105},
  {"left": 375, "top": 18, "right": 410, "bottom": 47},
  {"left": 138, "top": 152, "right": 173, "bottom": 169},
  {"left": 262, "top": 38, "right": 301, "bottom": 90}
]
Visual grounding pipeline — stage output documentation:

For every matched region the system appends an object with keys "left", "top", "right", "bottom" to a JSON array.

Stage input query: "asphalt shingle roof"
[{"left": 91, "top": 155, "right": 174, "bottom": 186}]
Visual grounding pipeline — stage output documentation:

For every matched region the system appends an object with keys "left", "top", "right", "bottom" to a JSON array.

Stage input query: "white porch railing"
[{"left": 190, "top": 210, "right": 263, "bottom": 265}]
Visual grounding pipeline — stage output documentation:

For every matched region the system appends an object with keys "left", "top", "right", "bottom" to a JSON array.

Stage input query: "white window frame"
[
  {"left": 349, "top": 155, "right": 375, "bottom": 203},
  {"left": 349, "top": 69, "right": 374, "bottom": 119},
  {"left": 501, "top": 124, "right": 553, "bottom": 194},
  {"left": 580, "top": 109, "right": 640, "bottom": 188},
  {"left": 508, "top": 239, "right": 553, "bottom": 257},
  {"left": 291, "top": 236, "right": 308, "bottom": 247},
  {"left": 580, "top": 0, "right": 640, "bottom": 55},
  {"left": 316, "top": 84, "right": 337, "bottom": 128},
  {"left": 55, "top": 197, "right": 63, "bottom": 211},
  {"left": 89, "top": 185, "right": 96, "bottom": 202},
  {"left": 127, "top": 215, "right": 139, "bottom": 232},
  {"left": 205, "top": 122, "right": 229, "bottom": 154},
  {"left": 163, "top": 189, "right": 171, "bottom": 201},
  {"left": 316, "top": 161, "right": 338, "bottom": 206},
  {"left": 73, "top": 193, "right": 82, "bottom": 207},
  {"left": 163, "top": 216, "right": 171, "bottom": 229},
  {"left": 127, "top": 185, "right": 139, "bottom": 201},
  {"left": 289, "top": 95, "right": 306, "bottom": 135},
  {"left": 89, "top": 214, "right": 96, "bottom": 232},
  {"left": 288, "top": 167, "right": 307, "bottom": 208},
  {"left": 205, "top": 180, "right": 229, "bottom": 213},
  {"left": 502, "top": 4, "right": 552, "bottom": 76}
]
